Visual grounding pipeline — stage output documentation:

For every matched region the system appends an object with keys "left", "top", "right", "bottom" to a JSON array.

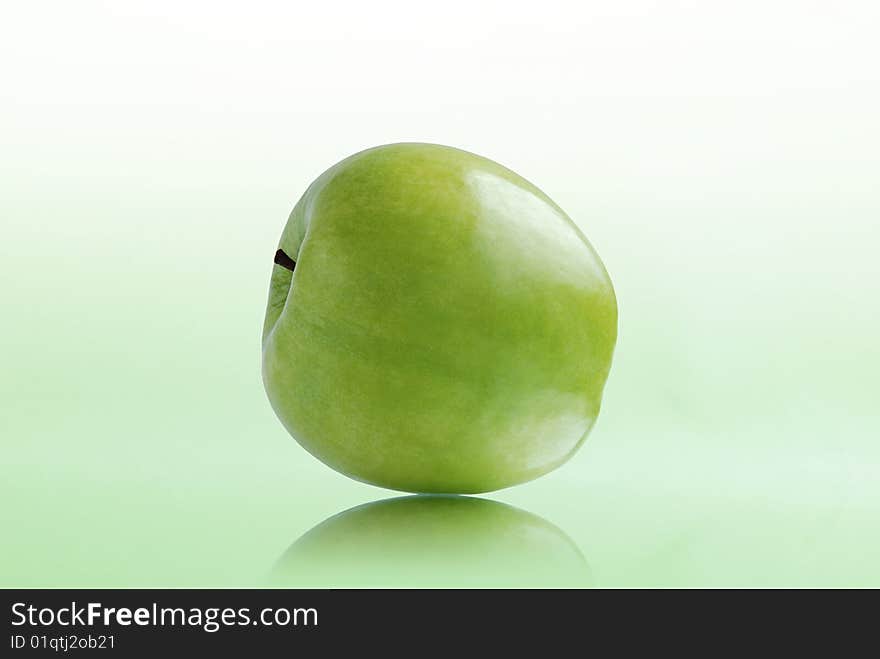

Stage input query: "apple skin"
[{"left": 263, "top": 143, "right": 617, "bottom": 493}]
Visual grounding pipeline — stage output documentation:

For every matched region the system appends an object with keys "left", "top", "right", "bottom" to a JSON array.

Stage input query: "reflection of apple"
[
  {"left": 269, "top": 495, "right": 590, "bottom": 587},
  {"left": 263, "top": 143, "right": 617, "bottom": 493}
]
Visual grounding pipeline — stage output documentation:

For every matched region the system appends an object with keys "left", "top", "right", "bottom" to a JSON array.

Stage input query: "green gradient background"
[{"left": 2, "top": 1, "right": 878, "bottom": 587}]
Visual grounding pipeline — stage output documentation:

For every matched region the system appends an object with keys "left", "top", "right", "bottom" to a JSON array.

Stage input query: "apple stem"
[{"left": 274, "top": 249, "right": 297, "bottom": 272}]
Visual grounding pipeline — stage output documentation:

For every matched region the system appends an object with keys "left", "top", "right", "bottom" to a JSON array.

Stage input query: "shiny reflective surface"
[{"left": 269, "top": 495, "right": 590, "bottom": 587}]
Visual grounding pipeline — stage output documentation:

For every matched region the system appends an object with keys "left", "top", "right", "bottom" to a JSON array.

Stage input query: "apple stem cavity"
[{"left": 274, "top": 249, "right": 297, "bottom": 272}]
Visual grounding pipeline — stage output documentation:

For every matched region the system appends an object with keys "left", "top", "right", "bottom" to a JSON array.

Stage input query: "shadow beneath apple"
[{"left": 268, "top": 495, "right": 592, "bottom": 587}]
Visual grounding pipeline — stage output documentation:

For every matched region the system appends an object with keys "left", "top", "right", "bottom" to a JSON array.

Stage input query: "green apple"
[
  {"left": 263, "top": 143, "right": 617, "bottom": 493},
  {"left": 270, "top": 495, "right": 590, "bottom": 587}
]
